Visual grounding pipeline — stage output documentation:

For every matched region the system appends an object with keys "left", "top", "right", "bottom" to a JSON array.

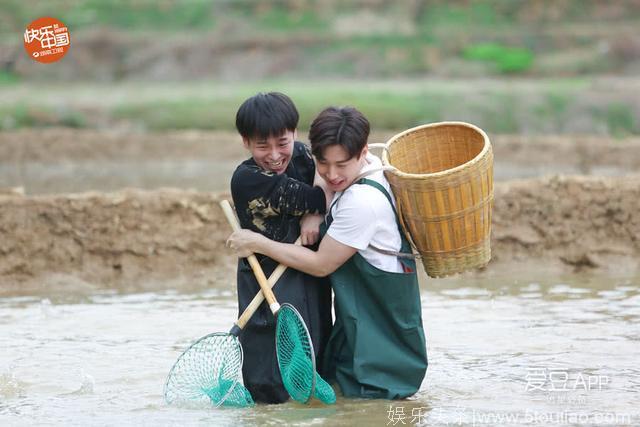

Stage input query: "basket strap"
[
  {"left": 326, "top": 168, "right": 420, "bottom": 260},
  {"left": 354, "top": 167, "right": 421, "bottom": 258},
  {"left": 356, "top": 178, "right": 420, "bottom": 260},
  {"left": 383, "top": 193, "right": 421, "bottom": 259}
]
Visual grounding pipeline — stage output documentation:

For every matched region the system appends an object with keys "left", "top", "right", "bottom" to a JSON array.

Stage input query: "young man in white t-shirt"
[
  {"left": 227, "top": 106, "right": 428, "bottom": 399},
  {"left": 323, "top": 150, "right": 405, "bottom": 273}
]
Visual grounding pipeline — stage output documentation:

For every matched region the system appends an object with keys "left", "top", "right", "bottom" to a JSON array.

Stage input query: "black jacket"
[{"left": 230, "top": 141, "right": 332, "bottom": 403}]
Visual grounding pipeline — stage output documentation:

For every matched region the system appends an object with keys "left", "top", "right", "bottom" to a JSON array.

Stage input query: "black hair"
[
  {"left": 235, "top": 92, "right": 299, "bottom": 140},
  {"left": 309, "top": 106, "right": 370, "bottom": 161}
]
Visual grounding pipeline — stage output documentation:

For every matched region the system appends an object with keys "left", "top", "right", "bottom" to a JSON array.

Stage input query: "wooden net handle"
[
  {"left": 220, "top": 200, "right": 281, "bottom": 314},
  {"left": 235, "top": 237, "right": 301, "bottom": 330}
]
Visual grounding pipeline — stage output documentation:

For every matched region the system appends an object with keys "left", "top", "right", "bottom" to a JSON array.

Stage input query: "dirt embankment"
[
  {"left": 491, "top": 174, "right": 640, "bottom": 276},
  {"left": 0, "top": 189, "right": 237, "bottom": 294},
  {"left": 1, "top": 175, "right": 638, "bottom": 290}
]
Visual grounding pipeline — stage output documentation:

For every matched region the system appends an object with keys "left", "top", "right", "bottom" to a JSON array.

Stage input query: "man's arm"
[
  {"left": 299, "top": 170, "right": 333, "bottom": 246},
  {"left": 227, "top": 229, "right": 357, "bottom": 277},
  {"left": 232, "top": 164, "right": 326, "bottom": 219}
]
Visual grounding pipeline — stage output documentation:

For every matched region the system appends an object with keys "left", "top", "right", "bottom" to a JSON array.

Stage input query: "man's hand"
[
  {"left": 225, "top": 229, "right": 264, "bottom": 258},
  {"left": 300, "top": 213, "right": 324, "bottom": 246}
]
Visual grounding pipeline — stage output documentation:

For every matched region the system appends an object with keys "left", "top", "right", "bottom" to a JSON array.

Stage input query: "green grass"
[
  {"left": 0, "top": 71, "right": 19, "bottom": 85},
  {"left": 2, "top": 0, "right": 216, "bottom": 31},
  {"left": 112, "top": 89, "right": 435, "bottom": 130},
  {"left": 420, "top": 2, "right": 511, "bottom": 28},
  {"left": 0, "top": 103, "right": 87, "bottom": 128},
  {"left": 1, "top": 79, "right": 637, "bottom": 137},
  {"left": 463, "top": 43, "right": 535, "bottom": 74},
  {"left": 595, "top": 104, "right": 638, "bottom": 138},
  {"left": 5, "top": 0, "right": 637, "bottom": 33},
  {"left": 252, "top": 6, "right": 326, "bottom": 32},
  {"left": 533, "top": 93, "right": 570, "bottom": 131},
  {"left": 2, "top": 1, "right": 636, "bottom": 81}
]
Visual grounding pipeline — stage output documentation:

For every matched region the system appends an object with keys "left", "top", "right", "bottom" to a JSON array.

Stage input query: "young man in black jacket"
[{"left": 230, "top": 92, "right": 332, "bottom": 403}]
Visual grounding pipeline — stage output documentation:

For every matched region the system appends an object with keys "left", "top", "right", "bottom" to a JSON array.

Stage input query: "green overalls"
[{"left": 321, "top": 178, "right": 428, "bottom": 399}]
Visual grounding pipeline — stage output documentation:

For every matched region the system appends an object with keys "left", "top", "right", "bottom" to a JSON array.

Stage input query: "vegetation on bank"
[
  {"left": 1, "top": 79, "right": 638, "bottom": 136},
  {"left": 2, "top": 0, "right": 639, "bottom": 82},
  {"left": 5, "top": 0, "right": 640, "bottom": 32},
  {"left": 1, "top": 1, "right": 638, "bottom": 136}
]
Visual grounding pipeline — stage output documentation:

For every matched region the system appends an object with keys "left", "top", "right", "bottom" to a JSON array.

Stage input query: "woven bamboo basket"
[{"left": 381, "top": 122, "right": 493, "bottom": 278}]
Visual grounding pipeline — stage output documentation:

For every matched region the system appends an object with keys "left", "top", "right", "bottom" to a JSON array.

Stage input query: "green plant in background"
[
  {"left": 113, "top": 100, "right": 239, "bottom": 130},
  {"left": 252, "top": 5, "right": 326, "bottom": 31},
  {"left": 78, "top": 0, "right": 215, "bottom": 30},
  {"left": 594, "top": 103, "right": 638, "bottom": 138},
  {"left": 3, "top": 0, "right": 216, "bottom": 31},
  {"left": 3, "top": 79, "right": 638, "bottom": 136},
  {"left": 0, "top": 104, "right": 36, "bottom": 129},
  {"left": 0, "top": 71, "right": 19, "bottom": 85},
  {"left": 463, "top": 43, "right": 534, "bottom": 73},
  {"left": 534, "top": 93, "right": 570, "bottom": 131},
  {"left": 419, "top": 1, "right": 516, "bottom": 31},
  {"left": 0, "top": 104, "right": 87, "bottom": 129},
  {"left": 466, "top": 93, "right": 519, "bottom": 133},
  {"left": 59, "top": 110, "right": 87, "bottom": 128}
]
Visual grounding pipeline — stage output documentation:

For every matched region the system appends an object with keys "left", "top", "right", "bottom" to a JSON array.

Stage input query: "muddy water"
[{"left": 1, "top": 274, "right": 639, "bottom": 426}]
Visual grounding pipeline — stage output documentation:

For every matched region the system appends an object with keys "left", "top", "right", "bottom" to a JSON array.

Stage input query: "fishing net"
[
  {"left": 164, "top": 332, "right": 254, "bottom": 407},
  {"left": 275, "top": 304, "right": 336, "bottom": 404},
  {"left": 314, "top": 372, "right": 337, "bottom": 404}
]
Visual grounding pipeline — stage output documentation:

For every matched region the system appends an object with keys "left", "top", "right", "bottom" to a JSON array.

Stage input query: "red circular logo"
[{"left": 23, "top": 17, "right": 71, "bottom": 63}]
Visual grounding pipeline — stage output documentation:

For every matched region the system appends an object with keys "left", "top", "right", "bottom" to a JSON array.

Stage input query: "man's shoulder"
[
  {"left": 347, "top": 178, "right": 389, "bottom": 199},
  {"left": 231, "top": 159, "right": 274, "bottom": 191},
  {"left": 290, "top": 140, "right": 315, "bottom": 183},
  {"left": 232, "top": 158, "right": 266, "bottom": 177},
  {"left": 341, "top": 179, "right": 392, "bottom": 212},
  {"left": 292, "top": 140, "right": 312, "bottom": 158},
  {"left": 233, "top": 157, "right": 255, "bottom": 171}
]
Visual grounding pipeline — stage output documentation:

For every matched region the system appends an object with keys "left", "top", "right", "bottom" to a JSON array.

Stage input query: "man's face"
[
  {"left": 315, "top": 144, "right": 368, "bottom": 192},
  {"left": 243, "top": 130, "right": 296, "bottom": 175}
]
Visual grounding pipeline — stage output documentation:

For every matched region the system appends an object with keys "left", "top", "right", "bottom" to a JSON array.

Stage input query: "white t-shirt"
[{"left": 326, "top": 153, "right": 404, "bottom": 273}]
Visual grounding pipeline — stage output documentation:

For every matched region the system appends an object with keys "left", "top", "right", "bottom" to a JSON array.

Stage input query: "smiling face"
[
  {"left": 243, "top": 130, "right": 296, "bottom": 175},
  {"left": 315, "top": 144, "right": 368, "bottom": 192}
]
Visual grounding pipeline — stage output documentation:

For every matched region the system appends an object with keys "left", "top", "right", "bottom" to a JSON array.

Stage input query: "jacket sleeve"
[{"left": 231, "top": 164, "right": 326, "bottom": 219}]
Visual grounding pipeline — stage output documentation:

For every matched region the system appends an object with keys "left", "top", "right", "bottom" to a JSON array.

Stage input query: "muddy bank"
[
  {"left": 2, "top": 128, "right": 640, "bottom": 195},
  {"left": 1, "top": 175, "right": 638, "bottom": 291},
  {"left": 0, "top": 189, "right": 237, "bottom": 295},
  {"left": 491, "top": 174, "right": 640, "bottom": 276}
]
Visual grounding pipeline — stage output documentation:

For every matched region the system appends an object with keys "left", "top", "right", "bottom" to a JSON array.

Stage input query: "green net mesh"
[
  {"left": 217, "top": 379, "right": 254, "bottom": 408},
  {"left": 314, "top": 372, "right": 337, "bottom": 404},
  {"left": 275, "top": 304, "right": 336, "bottom": 404},
  {"left": 164, "top": 332, "right": 254, "bottom": 408}
]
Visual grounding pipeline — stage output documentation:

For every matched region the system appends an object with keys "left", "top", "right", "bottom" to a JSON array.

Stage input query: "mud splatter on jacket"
[{"left": 231, "top": 141, "right": 326, "bottom": 242}]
